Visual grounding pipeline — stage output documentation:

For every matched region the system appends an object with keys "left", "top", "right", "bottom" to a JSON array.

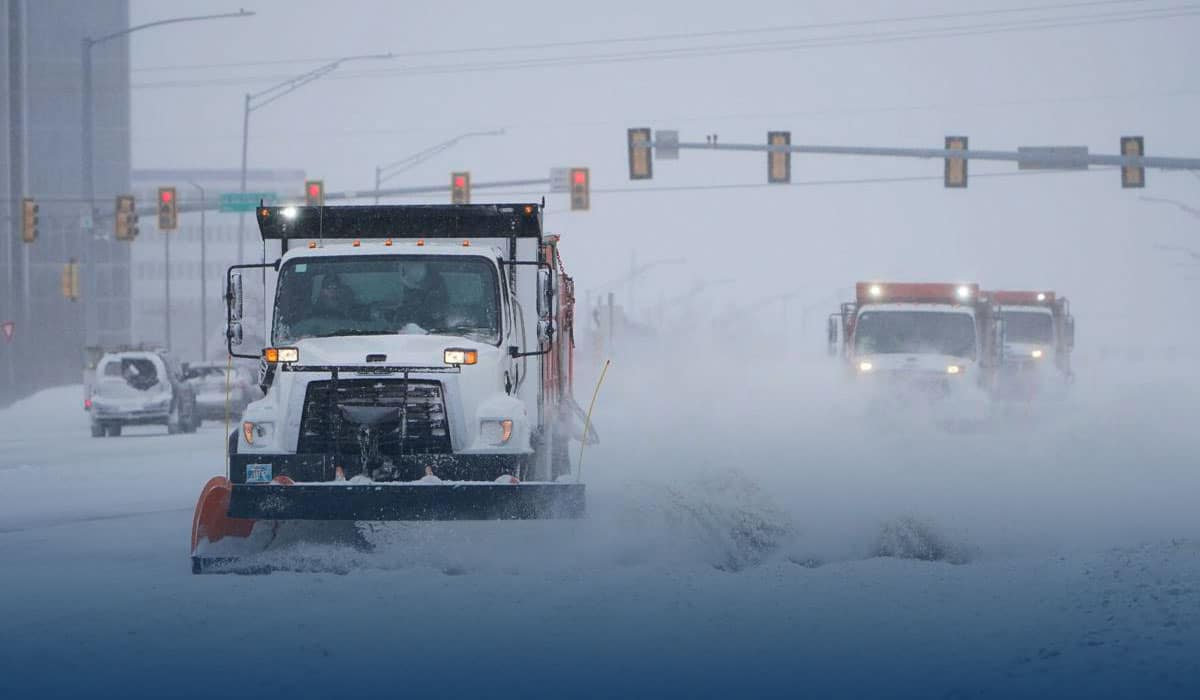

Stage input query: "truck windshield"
[
  {"left": 854, "top": 310, "right": 976, "bottom": 358},
  {"left": 999, "top": 310, "right": 1053, "bottom": 344},
  {"left": 272, "top": 255, "right": 501, "bottom": 345}
]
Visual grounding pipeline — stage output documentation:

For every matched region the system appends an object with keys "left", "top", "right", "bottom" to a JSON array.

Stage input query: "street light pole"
[
  {"left": 80, "top": 9, "right": 254, "bottom": 348},
  {"left": 163, "top": 221, "right": 171, "bottom": 353},
  {"left": 189, "top": 181, "right": 208, "bottom": 361},
  {"left": 235, "top": 52, "right": 393, "bottom": 264}
]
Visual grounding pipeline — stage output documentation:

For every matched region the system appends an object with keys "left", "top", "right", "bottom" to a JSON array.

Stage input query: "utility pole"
[{"left": 163, "top": 223, "right": 171, "bottom": 353}]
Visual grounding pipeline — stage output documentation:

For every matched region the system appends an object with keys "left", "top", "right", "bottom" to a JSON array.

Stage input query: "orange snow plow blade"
[{"left": 191, "top": 475, "right": 295, "bottom": 574}]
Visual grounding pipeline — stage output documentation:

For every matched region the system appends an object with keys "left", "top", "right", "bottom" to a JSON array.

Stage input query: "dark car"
[{"left": 183, "top": 361, "right": 262, "bottom": 422}]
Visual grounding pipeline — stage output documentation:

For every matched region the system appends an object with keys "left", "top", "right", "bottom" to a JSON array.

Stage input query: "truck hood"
[
  {"left": 289, "top": 334, "right": 498, "bottom": 368},
  {"left": 857, "top": 353, "right": 974, "bottom": 373}
]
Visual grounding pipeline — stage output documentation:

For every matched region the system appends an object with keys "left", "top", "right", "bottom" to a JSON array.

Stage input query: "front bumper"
[
  {"left": 91, "top": 408, "right": 169, "bottom": 424},
  {"left": 230, "top": 452, "right": 529, "bottom": 483},
  {"left": 228, "top": 481, "right": 586, "bottom": 521}
]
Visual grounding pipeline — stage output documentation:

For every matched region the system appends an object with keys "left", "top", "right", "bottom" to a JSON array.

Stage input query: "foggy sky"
[{"left": 127, "top": 0, "right": 1200, "bottom": 351}]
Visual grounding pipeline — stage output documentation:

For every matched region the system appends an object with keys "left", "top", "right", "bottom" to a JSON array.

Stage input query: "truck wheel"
[
  {"left": 107, "top": 424, "right": 122, "bottom": 437},
  {"left": 91, "top": 423, "right": 105, "bottom": 438}
]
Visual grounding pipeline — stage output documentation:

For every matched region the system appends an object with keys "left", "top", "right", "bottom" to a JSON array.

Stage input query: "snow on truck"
[
  {"left": 191, "top": 203, "right": 587, "bottom": 573},
  {"left": 828, "top": 282, "right": 1003, "bottom": 409},
  {"left": 985, "top": 290, "right": 1075, "bottom": 400}
]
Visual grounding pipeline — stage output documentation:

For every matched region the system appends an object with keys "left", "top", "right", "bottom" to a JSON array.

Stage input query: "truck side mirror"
[
  {"left": 226, "top": 321, "right": 243, "bottom": 346},
  {"left": 228, "top": 272, "right": 244, "bottom": 322},
  {"left": 538, "top": 267, "right": 554, "bottom": 323},
  {"left": 826, "top": 315, "right": 839, "bottom": 356}
]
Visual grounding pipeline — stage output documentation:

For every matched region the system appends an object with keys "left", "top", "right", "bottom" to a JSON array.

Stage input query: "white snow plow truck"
[
  {"left": 985, "top": 290, "right": 1074, "bottom": 401},
  {"left": 191, "top": 203, "right": 585, "bottom": 573},
  {"left": 828, "top": 282, "right": 1003, "bottom": 414}
]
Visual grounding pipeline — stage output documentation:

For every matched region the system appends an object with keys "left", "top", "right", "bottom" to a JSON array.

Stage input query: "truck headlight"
[
  {"left": 242, "top": 421, "right": 272, "bottom": 445},
  {"left": 858, "top": 361, "right": 873, "bottom": 373},
  {"left": 444, "top": 348, "right": 478, "bottom": 366},
  {"left": 1030, "top": 349, "right": 1044, "bottom": 359},
  {"left": 263, "top": 347, "right": 298, "bottom": 364},
  {"left": 946, "top": 365, "right": 962, "bottom": 375},
  {"left": 480, "top": 419, "right": 514, "bottom": 445}
]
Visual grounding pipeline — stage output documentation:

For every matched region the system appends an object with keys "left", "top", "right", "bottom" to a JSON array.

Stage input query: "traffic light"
[
  {"left": 944, "top": 136, "right": 968, "bottom": 188},
  {"left": 451, "top": 172, "right": 470, "bottom": 204},
  {"left": 157, "top": 187, "right": 178, "bottom": 230},
  {"left": 569, "top": 167, "right": 590, "bottom": 211},
  {"left": 61, "top": 259, "right": 80, "bottom": 301},
  {"left": 627, "top": 128, "right": 652, "bottom": 180},
  {"left": 305, "top": 179, "right": 325, "bottom": 205},
  {"left": 21, "top": 198, "right": 38, "bottom": 243},
  {"left": 1120, "top": 136, "right": 1145, "bottom": 189},
  {"left": 114, "top": 195, "right": 139, "bottom": 240},
  {"left": 767, "top": 131, "right": 791, "bottom": 184}
]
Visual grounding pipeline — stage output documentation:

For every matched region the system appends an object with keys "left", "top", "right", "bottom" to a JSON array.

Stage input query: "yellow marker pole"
[
  {"left": 576, "top": 359, "right": 611, "bottom": 483},
  {"left": 224, "top": 353, "right": 233, "bottom": 478}
]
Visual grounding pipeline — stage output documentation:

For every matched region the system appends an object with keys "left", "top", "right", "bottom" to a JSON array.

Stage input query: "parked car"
[
  {"left": 183, "top": 361, "right": 261, "bottom": 422},
  {"left": 89, "top": 350, "right": 199, "bottom": 437}
]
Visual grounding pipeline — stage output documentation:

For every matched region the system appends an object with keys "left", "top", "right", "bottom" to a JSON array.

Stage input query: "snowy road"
[{"left": 1, "top": 361, "right": 1198, "bottom": 698}]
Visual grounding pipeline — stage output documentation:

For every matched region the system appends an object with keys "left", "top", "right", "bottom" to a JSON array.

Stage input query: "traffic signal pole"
[{"left": 632, "top": 130, "right": 1200, "bottom": 176}]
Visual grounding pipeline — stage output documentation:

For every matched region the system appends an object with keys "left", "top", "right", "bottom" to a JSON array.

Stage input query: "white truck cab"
[
  {"left": 192, "top": 204, "right": 584, "bottom": 557},
  {"left": 830, "top": 282, "right": 1002, "bottom": 406}
]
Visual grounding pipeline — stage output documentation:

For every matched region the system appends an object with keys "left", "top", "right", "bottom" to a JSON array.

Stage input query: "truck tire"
[
  {"left": 107, "top": 424, "right": 122, "bottom": 437},
  {"left": 91, "top": 423, "right": 105, "bottom": 438}
]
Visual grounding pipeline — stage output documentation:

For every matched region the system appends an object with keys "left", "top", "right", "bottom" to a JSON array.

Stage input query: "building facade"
[{"left": 1, "top": 0, "right": 131, "bottom": 405}]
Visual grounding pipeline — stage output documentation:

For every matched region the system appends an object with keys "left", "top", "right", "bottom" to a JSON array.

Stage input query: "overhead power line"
[
  {"left": 131, "top": 0, "right": 1148, "bottom": 73},
  {"left": 129, "top": 3, "right": 1200, "bottom": 90}
]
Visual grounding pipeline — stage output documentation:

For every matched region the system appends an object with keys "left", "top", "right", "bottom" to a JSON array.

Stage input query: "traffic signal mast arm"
[{"left": 656, "top": 137, "right": 1200, "bottom": 171}]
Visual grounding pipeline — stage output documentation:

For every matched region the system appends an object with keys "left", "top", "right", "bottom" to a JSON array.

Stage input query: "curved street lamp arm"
[
  {"left": 377, "top": 129, "right": 506, "bottom": 183},
  {"left": 89, "top": 9, "right": 255, "bottom": 46},
  {"left": 248, "top": 52, "right": 393, "bottom": 111}
]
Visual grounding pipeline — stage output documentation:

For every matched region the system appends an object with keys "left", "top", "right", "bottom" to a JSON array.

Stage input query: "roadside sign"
[
  {"left": 1018, "top": 146, "right": 1090, "bottom": 171},
  {"left": 2, "top": 321, "right": 13, "bottom": 342},
  {"left": 219, "top": 192, "right": 278, "bottom": 212},
  {"left": 549, "top": 168, "right": 570, "bottom": 193}
]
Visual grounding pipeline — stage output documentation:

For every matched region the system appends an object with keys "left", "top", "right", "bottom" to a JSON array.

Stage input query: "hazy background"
[{"left": 129, "top": 0, "right": 1200, "bottom": 356}]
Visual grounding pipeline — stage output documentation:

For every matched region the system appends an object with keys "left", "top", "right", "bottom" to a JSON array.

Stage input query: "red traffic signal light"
[
  {"left": 157, "top": 186, "right": 178, "bottom": 230},
  {"left": 451, "top": 172, "right": 470, "bottom": 204},
  {"left": 569, "top": 167, "right": 590, "bottom": 211},
  {"left": 305, "top": 179, "right": 325, "bottom": 205}
]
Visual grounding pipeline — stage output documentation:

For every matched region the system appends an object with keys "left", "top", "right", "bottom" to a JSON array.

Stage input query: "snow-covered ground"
[{"left": 1, "top": 353, "right": 1197, "bottom": 699}]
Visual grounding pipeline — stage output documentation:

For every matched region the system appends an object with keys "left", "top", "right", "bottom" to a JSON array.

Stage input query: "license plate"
[{"left": 245, "top": 463, "right": 272, "bottom": 484}]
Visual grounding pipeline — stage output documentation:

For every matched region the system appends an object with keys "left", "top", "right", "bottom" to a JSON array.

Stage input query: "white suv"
[{"left": 89, "top": 350, "right": 200, "bottom": 437}]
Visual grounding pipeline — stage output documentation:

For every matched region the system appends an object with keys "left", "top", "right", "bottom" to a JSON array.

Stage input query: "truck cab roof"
[{"left": 278, "top": 239, "right": 506, "bottom": 264}]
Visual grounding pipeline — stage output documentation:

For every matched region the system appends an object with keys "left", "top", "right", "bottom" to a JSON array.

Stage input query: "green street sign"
[{"left": 219, "top": 192, "right": 277, "bottom": 212}]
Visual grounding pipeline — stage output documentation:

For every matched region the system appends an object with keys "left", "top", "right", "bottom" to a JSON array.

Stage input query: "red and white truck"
[
  {"left": 984, "top": 290, "right": 1074, "bottom": 400},
  {"left": 829, "top": 282, "right": 1003, "bottom": 412}
]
